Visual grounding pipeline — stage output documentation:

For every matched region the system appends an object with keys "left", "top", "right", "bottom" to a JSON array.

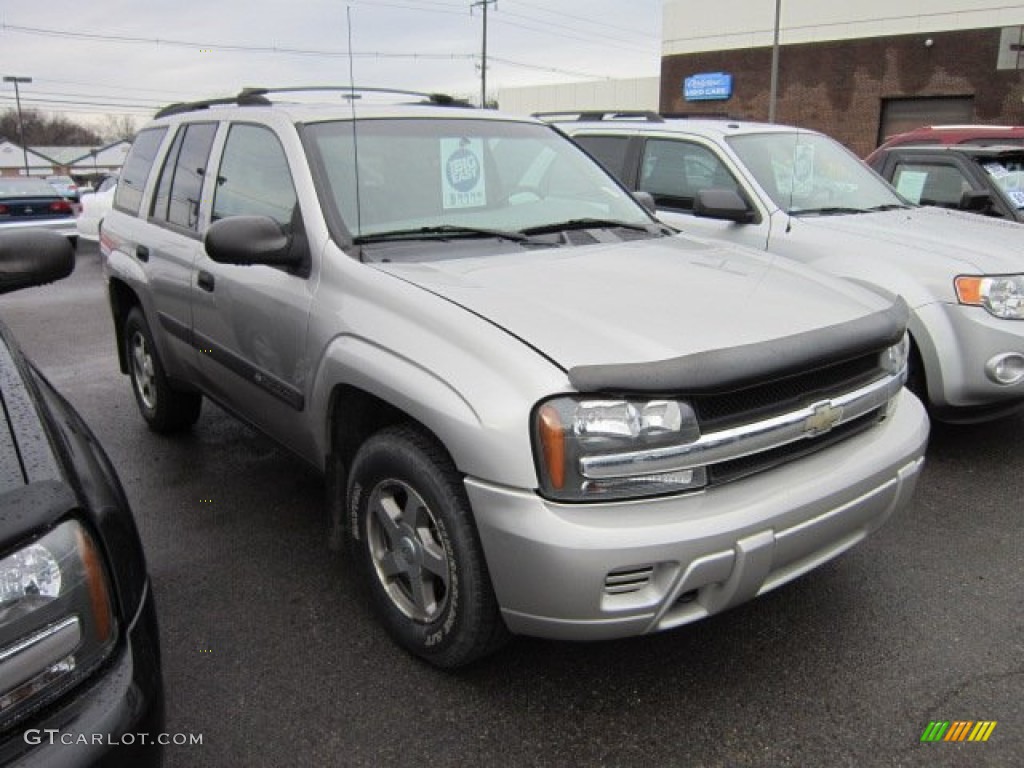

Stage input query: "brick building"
[{"left": 661, "top": 1, "right": 1024, "bottom": 156}]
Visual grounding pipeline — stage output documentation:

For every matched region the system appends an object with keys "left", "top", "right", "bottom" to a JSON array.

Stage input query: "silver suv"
[
  {"left": 551, "top": 112, "right": 1024, "bottom": 423},
  {"left": 102, "top": 88, "right": 928, "bottom": 667}
]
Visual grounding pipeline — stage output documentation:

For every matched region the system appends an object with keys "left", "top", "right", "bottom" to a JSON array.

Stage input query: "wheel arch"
[
  {"left": 108, "top": 277, "right": 143, "bottom": 375},
  {"left": 324, "top": 382, "right": 463, "bottom": 550}
]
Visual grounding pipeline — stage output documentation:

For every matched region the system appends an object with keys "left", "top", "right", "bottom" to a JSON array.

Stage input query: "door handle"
[{"left": 197, "top": 270, "right": 215, "bottom": 292}]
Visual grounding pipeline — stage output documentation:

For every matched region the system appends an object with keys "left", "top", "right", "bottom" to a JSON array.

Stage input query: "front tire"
[
  {"left": 124, "top": 307, "right": 201, "bottom": 433},
  {"left": 348, "top": 424, "right": 507, "bottom": 668}
]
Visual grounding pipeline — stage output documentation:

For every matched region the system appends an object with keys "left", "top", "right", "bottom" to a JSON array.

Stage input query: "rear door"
[{"left": 108, "top": 123, "right": 216, "bottom": 384}]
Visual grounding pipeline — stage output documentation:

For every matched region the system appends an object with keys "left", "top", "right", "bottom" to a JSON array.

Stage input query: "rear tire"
[
  {"left": 347, "top": 424, "right": 507, "bottom": 668},
  {"left": 124, "top": 307, "right": 201, "bottom": 433}
]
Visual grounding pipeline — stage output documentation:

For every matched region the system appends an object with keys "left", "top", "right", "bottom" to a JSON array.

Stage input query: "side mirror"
[
  {"left": 0, "top": 231, "right": 75, "bottom": 295},
  {"left": 204, "top": 216, "right": 303, "bottom": 268},
  {"left": 633, "top": 190, "right": 657, "bottom": 213},
  {"left": 959, "top": 189, "right": 992, "bottom": 213},
  {"left": 693, "top": 188, "right": 756, "bottom": 223}
]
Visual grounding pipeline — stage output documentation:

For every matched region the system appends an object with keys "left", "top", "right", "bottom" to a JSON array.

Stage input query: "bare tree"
[
  {"left": 0, "top": 108, "right": 102, "bottom": 145},
  {"left": 100, "top": 114, "right": 138, "bottom": 143}
]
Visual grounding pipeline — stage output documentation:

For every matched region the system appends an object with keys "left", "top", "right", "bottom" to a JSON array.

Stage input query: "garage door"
[{"left": 878, "top": 97, "right": 974, "bottom": 145}]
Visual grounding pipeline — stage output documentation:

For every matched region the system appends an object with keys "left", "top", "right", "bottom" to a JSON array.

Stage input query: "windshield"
[
  {"left": 980, "top": 157, "right": 1024, "bottom": 209},
  {"left": 728, "top": 132, "right": 906, "bottom": 215},
  {"left": 304, "top": 117, "right": 651, "bottom": 240}
]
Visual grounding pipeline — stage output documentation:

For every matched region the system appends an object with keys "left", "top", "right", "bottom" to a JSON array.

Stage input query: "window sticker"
[
  {"left": 1006, "top": 188, "right": 1024, "bottom": 209},
  {"left": 983, "top": 162, "right": 1010, "bottom": 179},
  {"left": 772, "top": 144, "right": 815, "bottom": 198},
  {"left": 894, "top": 170, "right": 928, "bottom": 203},
  {"left": 441, "top": 137, "right": 486, "bottom": 209},
  {"left": 792, "top": 144, "right": 815, "bottom": 197}
]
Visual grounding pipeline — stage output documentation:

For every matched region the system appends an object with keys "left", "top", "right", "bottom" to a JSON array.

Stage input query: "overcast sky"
[{"left": 0, "top": 0, "right": 662, "bottom": 130}]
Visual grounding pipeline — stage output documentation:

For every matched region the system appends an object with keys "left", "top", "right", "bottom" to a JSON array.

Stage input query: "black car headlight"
[
  {"left": 0, "top": 520, "right": 117, "bottom": 729},
  {"left": 533, "top": 396, "right": 705, "bottom": 501}
]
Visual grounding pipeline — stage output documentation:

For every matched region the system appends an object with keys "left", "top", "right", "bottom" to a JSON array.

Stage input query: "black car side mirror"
[
  {"left": 693, "top": 188, "right": 756, "bottom": 223},
  {"left": 204, "top": 215, "right": 305, "bottom": 269},
  {"left": 959, "top": 189, "right": 993, "bottom": 213},
  {"left": 633, "top": 190, "right": 657, "bottom": 213},
  {"left": 0, "top": 231, "right": 75, "bottom": 295}
]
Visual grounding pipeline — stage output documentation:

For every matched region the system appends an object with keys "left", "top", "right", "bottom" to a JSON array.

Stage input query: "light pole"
[
  {"left": 3, "top": 76, "right": 32, "bottom": 176},
  {"left": 768, "top": 0, "right": 781, "bottom": 123}
]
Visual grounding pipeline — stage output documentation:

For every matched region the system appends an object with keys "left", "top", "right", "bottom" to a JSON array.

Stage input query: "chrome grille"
[{"left": 691, "top": 352, "right": 882, "bottom": 431}]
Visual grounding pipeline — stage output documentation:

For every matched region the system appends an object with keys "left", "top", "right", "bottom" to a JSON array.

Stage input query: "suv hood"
[
  {"left": 793, "top": 206, "right": 1024, "bottom": 274},
  {"left": 373, "top": 235, "right": 895, "bottom": 371}
]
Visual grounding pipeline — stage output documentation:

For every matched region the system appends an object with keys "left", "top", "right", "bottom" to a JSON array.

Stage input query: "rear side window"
[
  {"left": 575, "top": 135, "right": 631, "bottom": 179},
  {"left": 150, "top": 122, "right": 218, "bottom": 232},
  {"left": 114, "top": 127, "right": 167, "bottom": 215},
  {"left": 212, "top": 124, "right": 297, "bottom": 227}
]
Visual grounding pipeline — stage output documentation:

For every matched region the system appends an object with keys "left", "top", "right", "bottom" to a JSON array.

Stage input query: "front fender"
[{"left": 306, "top": 331, "right": 566, "bottom": 491}]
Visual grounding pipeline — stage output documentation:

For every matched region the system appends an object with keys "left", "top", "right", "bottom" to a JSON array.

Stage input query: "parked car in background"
[
  {"left": 0, "top": 230, "right": 164, "bottom": 766},
  {"left": 0, "top": 178, "right": 77, "bottom": 248},
  {"left": 100, "top": 87, "right": 927, "bottom": 668},
  {"left": 551, "top": 113, "right": 1024, "bottom": 422},
  {"left": 865, "top": 144, "right": 1024, "bottom": 223},
  {"left": 868, "top": 125, "right": 1024, "bottom": 158},
  {"left": 76, "top": 175, "right": 117, "bottom": 242},
  {"left": 44, "top": 175, "right": 80, "bottom": 202}
]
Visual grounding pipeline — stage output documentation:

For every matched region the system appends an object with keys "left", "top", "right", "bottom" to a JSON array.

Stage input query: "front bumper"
[
  {"left": 919, "top": 302, "right": 1024, "bottom": 416},
  {"left": 467, "top": 389, "right": 928, "bottom": 641},
  {"left": 0, "top": 582, "right": 164, "bottom": 768},
  {"left": 0, "top": 219, "right": 78, "bottom": 242}
]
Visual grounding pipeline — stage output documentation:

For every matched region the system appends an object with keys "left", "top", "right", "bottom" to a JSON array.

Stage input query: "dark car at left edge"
[{"left": 0, "top": 231, "right": 163, "bottom": 767}]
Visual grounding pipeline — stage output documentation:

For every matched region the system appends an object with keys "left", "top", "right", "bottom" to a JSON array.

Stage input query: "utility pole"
[
  {"left": 3, "top": 76, "right": 32, "bottom": 176},
  {"left": 472, "top": 0, "right": 497, "bottom": 108}
]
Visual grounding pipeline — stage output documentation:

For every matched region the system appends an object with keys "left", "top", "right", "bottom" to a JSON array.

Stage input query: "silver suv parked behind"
[
  {"left": 549, "top": 112, "right": 1024, "bottom": 423},
  {"left": 101, "top": 88, "right": 928, "bottom": 667}
]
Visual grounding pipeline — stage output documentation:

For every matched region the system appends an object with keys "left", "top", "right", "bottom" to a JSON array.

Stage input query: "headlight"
[
  {"left": 0, "top": 520, "right": 117, "bottom": 729},
  {"left": 880, "top": 332, "right": 910, "bottom": 383},
  {"left": 533, "top": 396, "right": 705, "bottom": 501},
  {"left": 955, "top": 275, "right": 1024, "bottom": 319}
]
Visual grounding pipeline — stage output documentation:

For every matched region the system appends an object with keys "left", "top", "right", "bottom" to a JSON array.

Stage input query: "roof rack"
[
  {"left": 532, "top": 110, "right": 665, "bottom": 123},
  {"left": 155, "top": 86, "right": 470, "bottom": 118}
]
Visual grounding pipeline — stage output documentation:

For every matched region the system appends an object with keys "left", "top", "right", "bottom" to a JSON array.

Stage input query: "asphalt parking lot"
[{"left": 2, "top": 240, "right": 1021, "bottom": 767}]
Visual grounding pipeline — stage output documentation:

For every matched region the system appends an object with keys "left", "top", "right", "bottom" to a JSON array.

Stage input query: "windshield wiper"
[
  {"left": 790, "top": 206, "right": 868, "bottom": 216},
  {"left": 519, "top": 218, "right": 653, "bottom": 236},
  {"left": 863, "top": 204, "right": 912, "bottom": 212},
  {"left": 354, "top": 225, "right": 527, "bottom": 244}
]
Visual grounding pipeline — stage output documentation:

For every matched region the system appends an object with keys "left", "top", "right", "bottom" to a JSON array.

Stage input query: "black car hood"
[{"left": 0, "top": 325, "right": 74, "bottom": 545}]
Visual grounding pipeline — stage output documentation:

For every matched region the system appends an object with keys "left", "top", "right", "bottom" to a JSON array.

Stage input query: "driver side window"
[
  {"left": 213, "top": 124, "right": 298, "bottom": 228},
  {"left": 638, "top": 139, "right": 739, "bottom": 212}
]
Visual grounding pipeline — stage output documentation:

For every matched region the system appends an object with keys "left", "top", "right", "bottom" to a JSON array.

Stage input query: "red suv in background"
[{"left": 867, "top": 125, "right": 1024, "bottom": 163}]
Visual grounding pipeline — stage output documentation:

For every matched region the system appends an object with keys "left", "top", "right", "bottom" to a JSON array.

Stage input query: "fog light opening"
[{"left": 985, "top": 353, "right": 1024, "bottom": 386}]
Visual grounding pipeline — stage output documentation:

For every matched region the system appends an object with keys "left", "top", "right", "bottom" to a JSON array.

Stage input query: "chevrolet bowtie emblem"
[{"left": 804, "top": 401, "right": 843, "bottom": 436}]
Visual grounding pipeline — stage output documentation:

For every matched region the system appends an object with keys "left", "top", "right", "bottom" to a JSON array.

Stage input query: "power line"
[
  {"left": 504, "top": 0, "right": 656, "bottom": 40},
  {"left": 487, "top": 57, "right": 613, "bottom": 81},
  {"left": 0, "top": 22, "right": 476, "bottom": 59},
  {"left": 0, "top": 95, "right": 156, "bottom": 113},
  {"left": 488, "top": 14, "right": 655, "bottom": 55},
  {"left": 494, "top": 5, "right": 655, "bottom": 51}
]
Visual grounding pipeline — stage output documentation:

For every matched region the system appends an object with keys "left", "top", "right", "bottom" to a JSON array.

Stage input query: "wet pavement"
[{"left": 1, "top": 241, "right": 1020, "bottom": 767}]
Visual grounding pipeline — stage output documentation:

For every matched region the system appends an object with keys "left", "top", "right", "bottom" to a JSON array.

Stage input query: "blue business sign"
[{"left": 684, "top": 72, "right": 733, "bottom": 102}]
